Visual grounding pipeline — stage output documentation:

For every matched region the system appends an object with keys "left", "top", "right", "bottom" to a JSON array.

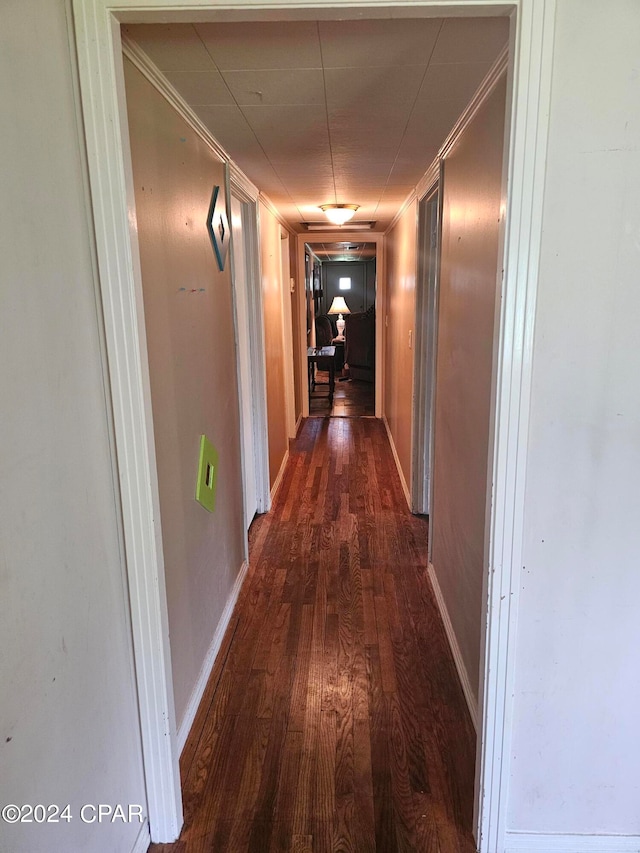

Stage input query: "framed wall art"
[{"left": 206, "top": 183, "right": 230, "bottom": 271}]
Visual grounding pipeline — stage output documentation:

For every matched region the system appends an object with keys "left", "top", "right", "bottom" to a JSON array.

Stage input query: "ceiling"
[
  {"left": 308, "top": 242, "right": 377, "bottom": 263},
  {"left": 124, "top": 17, "right": 509, "bottom": 233}
]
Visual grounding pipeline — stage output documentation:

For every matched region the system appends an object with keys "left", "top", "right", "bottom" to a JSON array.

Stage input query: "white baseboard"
[
  {"left": 176, "top": 559, "right": 249, "bottom": 753},
  {"left": 427, "top": 563, "right": 478, "bottom": 730},
  {"left": 131, "top": 821, "right": 151, "bottom": 853},
  {"left": 382, "top": 415, "right": 411, "bottom": 509},
  {"left": 505, "top": 832, "right": 640, "bottom": 852},
  {"left": 270, "top": 447, "right": 290, "bottom": 503},
  {"left": 294, "top": 412, "right": 303, "bottom": 434}
]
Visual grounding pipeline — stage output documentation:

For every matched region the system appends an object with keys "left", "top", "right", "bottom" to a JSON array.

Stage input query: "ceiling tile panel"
[
  {"left": 429, "top": 17, "right": 510, "bottom": 64},
  {"left": 195, "top": 21, "right": 322, "bottom": 70},
  {"left": 273, "top": 159, "right": 334, "bottom": 177},
  {"left": 387, "top": 155, "right": 435, "bottom": 185},
  {"left": 194, "top": 105, "right": 262, "bottom": 159},
  {"left": 126, "top": 16, "right": 508, "bottom": 233},
  {"left": 324, "top": 65, "right": 427, "bottom": 111},
  {"left": 416, "top": 61, "right": 492, "bottom": 106},
  {"left": 318, "top": 19, "right": 442, "bottom": 68},
  {"left": 328, "top": 109, "right": 410, "bottom": 152},
  {"left": 164, "top": 71, "right": 234, "bottom": 106},
  {"left": 241, "top": 105, "right": 330, "bottom": 159},
  {"left": 221, "top": 69, "right": 325, "bottom": 106},
  {"left": 334, "top": 170, "right": 395, "bottom": 188},
  {"left": 360, "top": 204, "right": 387, "bottom": 220},
  {"left": 332, "top": 152, "right": 396, "bottom": 181},
  {"left": 400, "top": 98, "right": 466, "bottom": 157},
  {"left": 268, "top": 201, "right": 304, "bottom": 220},
  {"left": 380, "top": 184, "right": 415, "bottom": 198},
  {"left": 331, "top": 186, "right": 385, "bottom": 202},
  {"left": 279, "top": 176, "right": 335, "bottom": 193},
  {"left": 371, "top": 198, "right": 408, "bottom": 218},
  {"left": 124, "top": 24, "right": 215, "bottom": 72}
]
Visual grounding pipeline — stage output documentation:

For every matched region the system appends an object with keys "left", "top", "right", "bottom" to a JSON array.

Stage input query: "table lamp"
[{"left": 328, "top": 296, "right": 351, "bottom": 339}]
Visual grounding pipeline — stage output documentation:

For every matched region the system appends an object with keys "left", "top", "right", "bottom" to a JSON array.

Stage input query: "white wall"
[
  {"left": 123, "top": 59, "right": 246, "bottom": 729},
  {"left": 431, "top": 75, "right": 507, "bottom": 704},
  {"left": 0, "top": 3, "right": 147, "bottom": 852},
  {"left": 508, "top": 0, "right": 640, "bottom": 838}
]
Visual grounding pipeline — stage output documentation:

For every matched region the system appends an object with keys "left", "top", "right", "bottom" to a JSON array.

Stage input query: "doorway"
[
  {"left": 73, "top": 2, "right": 557, "bottom": 848},
  {"left": 297, "top": 232, "right": 385, "bottom": 421},
  {"left": 229, "top": 191, "right": 271, "bottom": 530},
  {"left": 412, "top": 184, "right": 441, "bottom": 518},
  {"left": 306, "top": 241, "right": 377, "bottom": 418}
]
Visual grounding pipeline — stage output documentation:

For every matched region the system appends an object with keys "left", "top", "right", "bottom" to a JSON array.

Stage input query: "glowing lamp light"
[
  {"left": 319, "top": 204, "right": 359, "bottom": 226},
  {"left": 328, "top": 295, "right": 351, "bottom": 338}
]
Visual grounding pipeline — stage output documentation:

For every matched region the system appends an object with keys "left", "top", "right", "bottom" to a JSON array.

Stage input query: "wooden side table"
[
  {"left": 307, "top": 346, "right": 336, "bottom": 405},
  {"left": 331, "top": 338, "right": 345, "bottom": 373}
]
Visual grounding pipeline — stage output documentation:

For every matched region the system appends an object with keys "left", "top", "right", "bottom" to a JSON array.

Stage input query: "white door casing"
[
  {"left": 230, "top": 194, "right": 259, "bottom": 530},
  {"left": 279, "top": 229, "right": 297, "bottom": 438},
  {"left": 411, "top": 181, "right": 441, "bottom": 517},
  {"left": 71, "top": 2, "right": 557, "bottom": 849}
]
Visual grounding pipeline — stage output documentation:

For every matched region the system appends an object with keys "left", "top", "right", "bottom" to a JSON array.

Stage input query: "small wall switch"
[
  {"left": 409, "top": 329, "right": 413, "bottom": 349},
  {"left": 290, "top": 277, "right": 295, "bottom": 293},
  {"left": 195, "top": 435, "right": 219, "bottom": 512}
]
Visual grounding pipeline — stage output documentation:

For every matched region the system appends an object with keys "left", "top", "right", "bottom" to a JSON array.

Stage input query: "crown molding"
[
  {"left": 415, "top": 159, "right": 441, "bottom": 202},
  {"left": 385, "top": 188, "right": 418, "bottom": 235},
  {"left": 386, "top": 43, "right": 508, "bottom": 236},
  {"left": 258, "top": 192, "right": 296, "bottom": 236},
  {"left": 121, "top": 34, "right": 259, "bottom": 200},
  {"left": 440, "top": 42, "right": 509, "bottom": 160},
  {"left": 412, "top": 42, "right": 509, "bottom": 206},
  {"left": 229, "top": 163, "right": 259, "bottom": 203}
]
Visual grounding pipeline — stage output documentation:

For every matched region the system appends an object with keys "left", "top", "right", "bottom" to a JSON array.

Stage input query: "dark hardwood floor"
[
  {"left": 309, "top": 369, "right": 375, "bottom": 418},
  {"left": 150, "top": 418, "right": 476, "bottom": 853}
]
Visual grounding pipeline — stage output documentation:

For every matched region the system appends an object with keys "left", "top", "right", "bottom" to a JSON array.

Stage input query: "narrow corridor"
[{"left": 151, "top": 418, "right": 476, "bottom": 852}]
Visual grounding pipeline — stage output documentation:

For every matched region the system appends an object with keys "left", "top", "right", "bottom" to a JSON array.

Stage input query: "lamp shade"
[
  {"left": 319, "top": 204, "right": 359, "bottom": 225},
  {"left": 327, "top": 296, "right": 351, "bottom": 315}
]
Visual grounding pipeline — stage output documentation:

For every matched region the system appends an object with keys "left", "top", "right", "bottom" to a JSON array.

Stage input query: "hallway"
[{"left": 152, "top": 418, "right": 476, "bottom": 853}]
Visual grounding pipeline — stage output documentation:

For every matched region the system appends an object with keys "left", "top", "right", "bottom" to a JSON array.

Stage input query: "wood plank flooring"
[
  {"left": 309, "top": 371, "right": 375, "bottom": 418},
  {"left": 150, "top": 418, "right": 476, "bottom": 853}
]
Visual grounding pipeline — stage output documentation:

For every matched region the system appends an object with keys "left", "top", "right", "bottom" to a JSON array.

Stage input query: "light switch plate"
[{"left": 195, "top": 435, "right": 218, "bottom": 513}]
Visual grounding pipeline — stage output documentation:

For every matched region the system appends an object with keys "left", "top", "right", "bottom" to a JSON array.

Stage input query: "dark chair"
[
  {"left": 309, "top": 315, "right": 340, "bottom": 402},
  {"left": 345, "top": 307, "right": 375, "bottom": 382},
  {"left": 315, "top": 314, "right": 345, "bottom": 373},
  {"left": 315, "top": 315, "right": 334, "bottom": 349}
]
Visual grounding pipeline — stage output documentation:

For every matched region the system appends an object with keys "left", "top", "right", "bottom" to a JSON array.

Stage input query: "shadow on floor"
[{"left": 309, "top": 368, "right": 375, "bottom": 418}]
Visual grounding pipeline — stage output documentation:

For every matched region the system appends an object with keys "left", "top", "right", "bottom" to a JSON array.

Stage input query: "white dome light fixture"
[{"left": 319, "top": 203, "right": 359, "bottom": 226}]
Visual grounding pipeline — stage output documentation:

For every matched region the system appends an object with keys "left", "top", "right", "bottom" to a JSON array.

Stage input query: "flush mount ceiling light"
[
  {"left": 302, "top": 221, "right": 375, "bottom": 232},
  {"left": 319, "top": 203, "right": 360, "bottom": 226}
]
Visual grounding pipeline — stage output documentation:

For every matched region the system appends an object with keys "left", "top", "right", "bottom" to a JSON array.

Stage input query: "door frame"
[
  {"left": 72, "top": 2, "right": 557, "bottom": 849},
  {"left": 411, "top": 172, "right": 442, "bottom": 517},
  {"left": 279, "top": 228, "right": 298, "bottom": 438},
  {"left": 296, "top": 231, "right": 385, "bottom": 419},
  {"left": 228, "top": 179, "right": 272, "bottom": 528}
]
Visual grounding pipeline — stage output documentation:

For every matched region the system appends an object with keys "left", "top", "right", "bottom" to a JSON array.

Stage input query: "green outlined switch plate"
[{"left": 195, "top": 435, "right": 218, "bottom": 512}]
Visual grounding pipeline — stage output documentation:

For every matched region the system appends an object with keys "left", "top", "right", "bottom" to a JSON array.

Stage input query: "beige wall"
[
  {"left": 431, "top": 75, "right": 507, "bottom": 702},
  {"left": 124, "top": 60, "right": 246, "bottom": 728},
  {"left": 384, "top": 199, "right": 418, "bottom": 492},
  {"left": 259, "top": 201, "right": 289, "bottom": 486},
  {"left": 0, "top": 3, "right": 147, "bottom": 852}
]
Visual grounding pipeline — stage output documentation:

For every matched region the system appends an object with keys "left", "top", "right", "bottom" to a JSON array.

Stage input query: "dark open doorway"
[{"left": 306, "top": 241, "right": 376, "bottom": 418}]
